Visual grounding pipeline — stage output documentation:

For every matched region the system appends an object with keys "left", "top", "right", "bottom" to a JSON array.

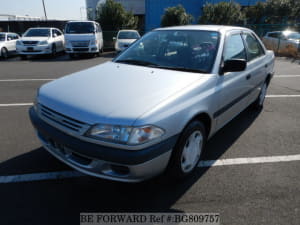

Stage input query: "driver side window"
[
  {"left": 242, "top": 33, "right": 264, "bottom": 61},
  {"left": 223, "top": 33, "right": 246, "bottom": 61}
]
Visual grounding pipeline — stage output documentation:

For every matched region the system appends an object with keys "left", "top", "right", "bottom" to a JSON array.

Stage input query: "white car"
[
  {"left": 16, "top": 27, "right": 64, "bottom": 59},
  {"left": 0, "top": 32, "right": 20, "bottom": 59},
  {"left": 114, "top": 30, "right": 140, "bottom": 52},
  {"left": 262, "top": 30, "right": 300, "bottom": 57},
  {"left": 64, "top": 21, "right": 104, "bottom": 58}
]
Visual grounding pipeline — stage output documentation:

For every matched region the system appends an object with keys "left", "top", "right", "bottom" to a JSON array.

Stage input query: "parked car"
[
  {"left": 16, "top": 27, "right": 64, "bottom": 59},
  {"left": 114, "top": 29, "right": 140, "bottom": 52},
  {"left": 64, "top": 21, "right": 104, "bottom": 58},
  {"left": 0, "top": 32, "right": 20, "bottom": 59},
  {"left": 262, "top": 30, "right": 300, "bottom": 56},
  {"left": 29, "top": 25, "right": 275, "bottom": 183}
]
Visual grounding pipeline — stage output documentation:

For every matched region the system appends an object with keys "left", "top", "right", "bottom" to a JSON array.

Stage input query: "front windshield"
[
  {"left": 24, "top": 29, "right": 50, "bottom": 37},
  {"left": 114, "top": 30, "right": 220, "bottom": 73},
  {"left": 0, "top": 34, "right": 5, "bottom": 41},
  {"left": 118, "top": 31, "right": 140, "bottom": 39},
  {"left": 65, "top": 22, "right": 95, "bottom": 34}
]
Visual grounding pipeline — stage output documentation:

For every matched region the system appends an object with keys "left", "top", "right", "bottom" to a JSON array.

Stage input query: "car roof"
[
  {"left": 155, "top": 25, "right": 252, "bottom": 33},
  {"left": 67, "top": 20, "right": 97, "bottom": 23},
  {"left": 27, "top": 27, "right": 54, "bottom": 30},
  {"left": 118, "top": 29, "right": 138, "bottom": 32},
  {"left": 0, "top": 32, "right": 17, "bottom": 35}
]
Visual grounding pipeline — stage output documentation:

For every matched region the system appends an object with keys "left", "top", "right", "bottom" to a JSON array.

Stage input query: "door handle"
[
  {"left": 265, "top": 64, "right": 268, "bottom": 68},
  {"left": 246, "top": 74, "right": 252, "bottom": 80}
]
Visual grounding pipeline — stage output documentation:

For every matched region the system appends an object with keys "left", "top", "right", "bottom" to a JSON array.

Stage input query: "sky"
[{"left": 0, "top": 0, "right": 87, "bottom": 20}]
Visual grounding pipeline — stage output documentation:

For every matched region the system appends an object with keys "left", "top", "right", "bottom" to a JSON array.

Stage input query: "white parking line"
[
  {"left": 0, "top": 94, "right": 299, "bottom": 107},
  {"left": 266, "top": 95, "right": 300, "bottom": 98},
  {"left": 0, "top": 103, "right": 33, "bottom": 107},
  {"left": 0, "top": 154, "right": 299, "bottom": 183},
  {"left": 198, "top": 154, "right": 300, "bottom": 167},
  {"left": 0, "top": 79, "right": 54, "bottom": 82},
  {"left": 274, "top": 75, "right": 300, "bottom": 77}
]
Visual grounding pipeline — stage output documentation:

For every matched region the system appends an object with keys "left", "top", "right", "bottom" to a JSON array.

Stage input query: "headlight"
[
  {"left": 86, "top": 124, "right": 165, "bottom": 145},
  {"left": 33, "top": 88, "right": 40, "bottom": 112},
  {"left": 16, "top": 40, "right": 22, "bottom": 45},
  {"left": 128, "top": 126, "right": 165, "bottom": 145},
  {"left": 39, "top": 40, "right": 48, "bottom": 45},
  {"left": 90, "top": 40, "right": 98, "bottom": 45}
]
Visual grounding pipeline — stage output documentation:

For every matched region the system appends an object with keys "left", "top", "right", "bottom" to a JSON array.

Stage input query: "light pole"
[{"left": 42, "top": 0, "right": 48, "bottom": 20}]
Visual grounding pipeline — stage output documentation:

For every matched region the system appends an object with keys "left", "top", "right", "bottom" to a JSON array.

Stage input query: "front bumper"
[
  {"left": 29, "top": 107, "right": 177, "bottom": 182},
  {"left": 65, "top": 45, "right": 99, "bottom": 54},
  {"left": 17, "top": 45, "right": 52, "bottom": 55}
]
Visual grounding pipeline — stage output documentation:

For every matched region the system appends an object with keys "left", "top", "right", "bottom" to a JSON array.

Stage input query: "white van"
[{"left": 64, "top": 21, "right": 104, "bottom": 58}]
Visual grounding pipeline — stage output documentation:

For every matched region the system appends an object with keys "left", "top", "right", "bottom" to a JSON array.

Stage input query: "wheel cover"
[
  {"left": 181, "top": 130, "right": 203, "bottom": 173},
  {"left": 259, "top": 83, "right": 267, "bottom": 106},
  {"left": 2, "top": 48, "right": 7, "bottom": 58}
]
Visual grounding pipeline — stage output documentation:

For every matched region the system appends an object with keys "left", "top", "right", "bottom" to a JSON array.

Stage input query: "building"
[
  {"left": 0, "top": 14, "right": 42, "bottom": 21},
  {"left": 86, "top": 0, "right": 265, "bottom": 31},
  {"left": 85, "top": 0, "right": 145, "bottom": 19},
  {"left": 145, "top": 0, "right": 265, "bottom": 31}
]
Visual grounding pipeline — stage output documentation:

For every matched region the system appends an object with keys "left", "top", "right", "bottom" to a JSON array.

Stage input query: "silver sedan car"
[{"left": 29, "top": 25, "right": 275, "bottom": 182}]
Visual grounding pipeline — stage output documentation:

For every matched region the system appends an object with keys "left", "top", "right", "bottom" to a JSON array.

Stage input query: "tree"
[
  {"left": 95, "top": 0, "right": 138, "bottom": 30},
  {"left": 199, "top": 2, "right": 245, "bottom": 25},
  {"left": 161, "top": 5, "right": 193, "bottom": 27},
  {"left": 245, "top": 0, "right": 300, "bottom": 24},
  {"left": 244, "top": 2, "right": 266, "bottom": 24}
]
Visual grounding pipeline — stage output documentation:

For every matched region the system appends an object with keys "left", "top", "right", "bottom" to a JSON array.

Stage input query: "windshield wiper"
[
  {"left": 115, "top": 59, "right": 158, "bottom": 67},
  {"left": 115, "top": 60, "right": 208, "bottom": 73},
  {"left": 152, "top": 65, "right": 208, "bottom": 73}
]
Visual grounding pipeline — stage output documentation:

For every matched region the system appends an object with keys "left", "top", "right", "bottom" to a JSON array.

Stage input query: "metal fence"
[{"left": 244, "top": 23, "right": 300, "bottom": 37}]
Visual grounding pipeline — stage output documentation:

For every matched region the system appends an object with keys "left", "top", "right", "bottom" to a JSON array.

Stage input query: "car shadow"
[{"left": 0, "top": 106, "right": 261, "bottom": 225}]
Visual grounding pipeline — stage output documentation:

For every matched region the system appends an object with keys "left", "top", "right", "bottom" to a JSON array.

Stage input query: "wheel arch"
[{"left": 183, "top": 112, "right": 212, "bottom": 138}]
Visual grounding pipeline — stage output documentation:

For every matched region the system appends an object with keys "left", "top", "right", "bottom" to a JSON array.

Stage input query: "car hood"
[
  {"left": 64, "top": 34, "right": 95, "bottom": 41},
  {"left": 39, "top": 62, "right": 206, "bottom": 126},
  {"left": 20, "top": 37, "right": 49, "bottom": 42}
]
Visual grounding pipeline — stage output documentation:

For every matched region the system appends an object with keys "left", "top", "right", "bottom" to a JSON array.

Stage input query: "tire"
[
  {"left": 252, "top": 81, "right": 268, "bottom": 109},
  {"left": 20, "top": 55, "right": 27, "bottom": 60},
  {"left": 69, "top": 53, "right": 76, "bottom": 59},
  {"left": 1, "top": 48, "right": 8, "bottom": 59},
  {"left": 166, "top": 120, "right": 207, "bottom": 180},
  {"left": 51, "top": 45, "right": 56, "bottom": 57}
]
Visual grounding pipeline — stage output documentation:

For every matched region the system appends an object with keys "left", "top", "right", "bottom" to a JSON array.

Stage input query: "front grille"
[
  {"left": 73, "top": 48, "right": 89, "bottom": 51},
  {"left": 71, "top": 41, "right": 90, "bottom": 47},
  {"left": 38, "top": 104, "right": 90, "bottom": 135},
  {"left": 22, "top": 41, "right": 38, "bottom": 46}
]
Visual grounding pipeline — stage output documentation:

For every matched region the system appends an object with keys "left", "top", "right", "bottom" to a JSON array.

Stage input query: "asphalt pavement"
[{"left": 0, "top": 54, "right": 299, "bottom": 225}]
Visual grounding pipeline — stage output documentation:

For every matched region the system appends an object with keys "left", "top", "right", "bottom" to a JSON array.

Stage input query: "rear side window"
[
  {"left": 223, "top": 34, "right": 246, "bottom": 61},
  {"left": 242, "top": 33, "right": 264, "bottom": 61},
  {"left": 268, "top": 32, "right": 281, "bottom": 38},
  {"left": 7, "top": 34, "right": 14, "bottom": 41}
]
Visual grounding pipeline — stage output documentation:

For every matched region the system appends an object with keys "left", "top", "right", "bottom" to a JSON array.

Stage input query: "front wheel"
[
  {"left": 1, "top": 48, "right": 8, "bottom": 59},
  {"left": 20, "top": 55, "right": 27, "bottom": 60},
  {"left": 166, "top": 120, "right": 207, "bottom": 180},
  {"left": 51, "top": 45, "right": 56, "bottom": 57}
]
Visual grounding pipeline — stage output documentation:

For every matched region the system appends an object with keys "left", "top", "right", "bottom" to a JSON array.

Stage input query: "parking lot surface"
[{"left": 0, "top": 55, "right": 299, "bottom": 225}]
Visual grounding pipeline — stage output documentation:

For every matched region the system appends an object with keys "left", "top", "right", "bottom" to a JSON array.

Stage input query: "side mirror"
[
  {"left": 7, "top": 37, "right": 12, "bottom": 41},
  {"left": 113, "top": 37, "right": 116, "bottom": 40},
  {"left": 53, "top": 33, "right": 57, "bottom": 37},
  {"left": 221, "top": 59, "right": 247, "bottom": 74}
]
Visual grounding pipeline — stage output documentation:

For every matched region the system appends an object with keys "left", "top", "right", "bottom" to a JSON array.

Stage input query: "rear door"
[
  {"left": 6, "top": 34, "right": 16, "bottom": 52},
  {"left": 215, "top": 31, "right": 251, "bottom": 130},
  {"left": 241, "top": 32, "right": 267, "bottom": 104}
]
